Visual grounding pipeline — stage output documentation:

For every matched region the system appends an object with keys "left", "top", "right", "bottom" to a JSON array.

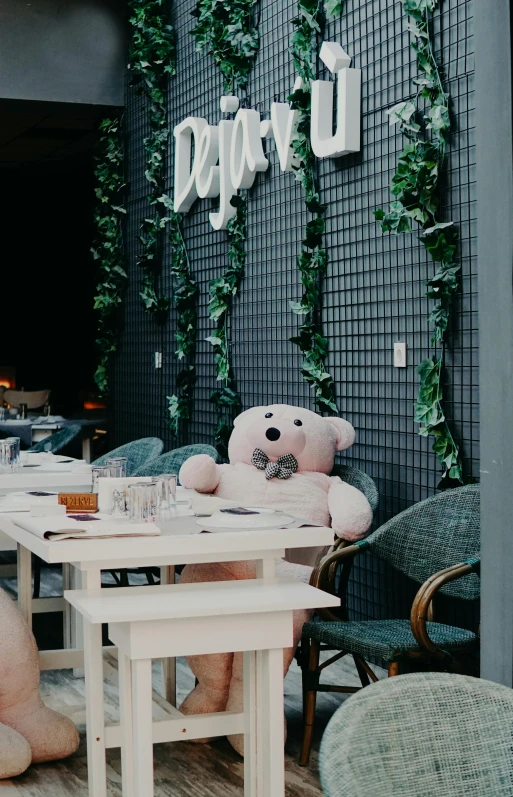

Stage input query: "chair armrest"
[
  {"left": 309, "top": 540, "right": 369, "bottom": 621},
  {"left": 410, "top": 558, "right": 480, "bottom": 655}
]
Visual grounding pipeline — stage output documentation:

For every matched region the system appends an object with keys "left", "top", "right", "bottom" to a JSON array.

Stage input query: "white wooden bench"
[{"left": 66, "top": 578, "right": 339, "bottom": 797}]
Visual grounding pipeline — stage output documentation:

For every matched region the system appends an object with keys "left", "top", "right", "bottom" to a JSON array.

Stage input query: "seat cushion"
[{"left": 303, "top": 619, "right": 478, "bottom": 661}]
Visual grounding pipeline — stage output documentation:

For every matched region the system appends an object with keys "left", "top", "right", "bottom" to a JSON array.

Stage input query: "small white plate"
[{"left": 196, "top": 507, "right": 295, "bottom": 532}]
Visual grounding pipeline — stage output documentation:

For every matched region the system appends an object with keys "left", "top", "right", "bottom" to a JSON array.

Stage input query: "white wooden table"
[{"left": 0, "top": 513, "right": 335, "bottom": 797}]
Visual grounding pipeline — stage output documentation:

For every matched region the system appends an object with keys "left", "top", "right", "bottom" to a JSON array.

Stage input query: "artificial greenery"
[
  {"left": 287, "top": 0, "right": 343, "bottom": 413},
  {"left": 190, "top": 0, "right": 259, "bottom": 91},
  {"left": 374, "top": 0, "right": 463, "bottom": 484},
  {"left": 92, "top": 117, "right": 127, "bottom": 395},
  {"left": 207, "top": 196, "right": 246, "bottom": 456},
  {"left": 158, "top": 197, "right": 199, "bottom": 436},
  {"left": 129, "top": 0, "right": 176, "bottom": 318}
]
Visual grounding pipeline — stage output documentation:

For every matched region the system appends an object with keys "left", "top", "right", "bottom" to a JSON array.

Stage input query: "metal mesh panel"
[{"left": 112, "top": 0, "right": 477, "bottom": 626}]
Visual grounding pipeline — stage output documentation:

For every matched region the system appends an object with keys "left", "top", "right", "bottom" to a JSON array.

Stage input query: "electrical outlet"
[
  {"left": 394, "top": 342, "right": 407, "bottom": 368},
  {"left": 154, "top": 351, "right": 162, "bottom": 369}
]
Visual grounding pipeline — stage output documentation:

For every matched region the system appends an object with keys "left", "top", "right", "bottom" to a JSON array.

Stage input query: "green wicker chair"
[
  {"left": 28, "top": 424, "right": 82, "bottom": 454},
  {"left": 320, "top": 673, "right": 513, "bottom": 797},
  {"left": 92, "top": 437, "right": 163, "bottom": 476},
  {"left": 299, "top": 484, "right": 480, "bottom": 766},
  {"left": 132, "top": 444, "right": 219, "bottom": 479}
]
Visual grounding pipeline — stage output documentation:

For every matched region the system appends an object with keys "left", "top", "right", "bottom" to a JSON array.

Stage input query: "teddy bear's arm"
[
  {"left": 327, "top": 480, "right": 373, "bottom": 541},
  {"left": 179, "top": 454, "right": 222, "bottom": 493}
]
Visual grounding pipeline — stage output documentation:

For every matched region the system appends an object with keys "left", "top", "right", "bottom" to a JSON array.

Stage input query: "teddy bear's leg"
[
  {"left": 226, "top": 607, "right": 313, "bottom": 756},
  {"left": 0, "top": 588, "right": 79, "bottom": 764},
  {"left": 179, "top": 562, "right": 243, "bottom": 725},
  {"left": 0, "top": 723, "right": 32, "bottom": 778}
]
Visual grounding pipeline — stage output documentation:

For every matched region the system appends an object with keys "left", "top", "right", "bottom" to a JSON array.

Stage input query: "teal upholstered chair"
[
  {"left": 320, "top": 673, "right": 512, "bottom": 797},
  {"left": 28, "top": 424, "right": 82, "bottom": 454},
  {"left": 299, "top": 484, "right": 480, "bottom": 765},
  {"left": 132, "top": 444, "right": 219, "bottom": 479},
  {"left": 92, "top": 437, "right": 163, "bottom": 476}
]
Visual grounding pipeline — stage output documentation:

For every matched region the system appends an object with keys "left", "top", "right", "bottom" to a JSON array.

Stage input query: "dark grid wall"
[{"left": 112, "top": 0, "right": 477, "bottom": 625}]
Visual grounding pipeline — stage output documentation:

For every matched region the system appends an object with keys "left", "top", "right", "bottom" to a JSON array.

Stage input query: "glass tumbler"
[
  {"left": 5, "top": 437, "right": 20, "bottom": 470},
  {"left": 128, "top": 482, "right": 159, "bottom": 524},
  {"left": 92, "top": 465, "right": 111, "bottom": 494},
  {"left": 154, "top": 473, "right": 177, "bottom": 520},
  {"left": 0, "top": 440, "right": 15, "bottom": 473},
  {"left": 106, "top": 457, "right": 128, "bottom": 478}
]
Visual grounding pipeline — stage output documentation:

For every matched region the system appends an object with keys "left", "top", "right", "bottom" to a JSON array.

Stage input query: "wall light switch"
[
  {"left": 154, "top": 352, "right": 162, "bottom": 369},
  {"left": 394, "top": 342, "right": 407, "bottom": 368}
]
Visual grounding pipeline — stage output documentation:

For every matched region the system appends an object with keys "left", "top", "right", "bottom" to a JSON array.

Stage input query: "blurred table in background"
[{"left": 0, "top": 417, "right": 106, "bottom": 461}]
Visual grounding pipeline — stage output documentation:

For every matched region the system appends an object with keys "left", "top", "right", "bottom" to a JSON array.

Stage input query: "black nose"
[{"left": 265, "top": 427, "right": 281, "bottom": 441}]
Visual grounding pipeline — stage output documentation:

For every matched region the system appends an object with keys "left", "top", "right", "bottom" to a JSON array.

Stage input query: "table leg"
[
  {"left": 118, "top": 651, "right": 134, "bottom": 797},
  {"left": 73, "top": 568, "right": 101, "bottom": 677},
  {"left": 17, "top": 544, "right": 32, "bottom": 626},
  {"left": 62, "top": 564, "right": 72, "bottom": 649},
  {"left": 132, "top": 659, "right": 154, "bottom": 797},
  {"left": 260, "top": 648, "right": 285, "bottom": 797},
  {"left": 84, "top": 618, "right": 107, "bottom": 797},
  {"left": 255, "top": 558, "right": 276, "bottom": 584},
  {"left": 243, "top": 650, "right": 259, "bottom": 797},
  {"left": 159, "top": 565, "right": 176, "bottom": 706}
]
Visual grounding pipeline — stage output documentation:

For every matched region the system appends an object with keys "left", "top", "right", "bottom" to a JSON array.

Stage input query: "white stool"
[{"left": 66, "top": 578, "right": 339, "bottom": 797}]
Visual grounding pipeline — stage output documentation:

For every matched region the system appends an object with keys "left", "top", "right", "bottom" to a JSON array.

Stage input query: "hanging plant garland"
[
  {"left": 190, "top": 0, "right": 260, "bottom": 91},
  {"left": 374, "top": 0, "right": 463, "bottom": 484},
  {"left": 158, "top": 197, "right": 199, "bottom": 436},
  {"left": 128, "top": 0, "right": 176, "bottom": 319},
  {"left": 287, "top": 0, "right": 342, "bottom": 414},
  {"left": 191, "top": 0, "right": 260, "bottom": 456},
  {"left": 92, "top": 116, "right": 127, "bottom": 395}
]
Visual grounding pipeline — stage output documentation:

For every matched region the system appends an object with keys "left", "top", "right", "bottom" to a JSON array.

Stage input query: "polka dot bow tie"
[{"left": 251, "top": 449, "right": 299, "bottom": 480}]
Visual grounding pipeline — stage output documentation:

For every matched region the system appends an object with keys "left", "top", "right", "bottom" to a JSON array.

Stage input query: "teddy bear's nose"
[{"left": 265, "top": 427, "right": 281, "bottom": 441}]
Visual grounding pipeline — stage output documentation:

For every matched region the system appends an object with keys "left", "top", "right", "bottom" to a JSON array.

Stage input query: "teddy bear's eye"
[
  {"left": 294, "top": 419, "right": 303, "bottom": 426},
  {"left": 265, "top": 412, "right": 273, "bottom": 418}
]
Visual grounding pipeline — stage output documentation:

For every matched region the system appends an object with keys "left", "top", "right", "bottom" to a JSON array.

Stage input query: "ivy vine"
[
  {"left": 191, "top": 1, "right": 260, "bottom": 456},
  {"left": 374, "top": 0, "right": 463, "bottom": 484},
  {"left": 92, "top": 117, "right": 127, "bottom": 395},
  {"left": 287, "top": 0, "right": 342, "bottom": 413},
  {"left": 158, "top": 197, "right": 199, "bottom": 436},
  {"left": 207, "top": 197, "right": 246, "bottom": 456},
  {"left": 129, "top": 0, "right": 176, "bottom": 318},
  {"left": 190, "top": 0, "right": 260, "bottom": 91}
]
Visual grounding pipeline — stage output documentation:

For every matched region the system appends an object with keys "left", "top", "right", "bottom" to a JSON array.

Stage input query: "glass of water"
[
  {"left": 128, "top": 482, "right": 159, "bottom": 524},
  {"left": 5, "top": 437, "right": 20, "bottom": 471},
  {"left": 154, "top": 473, "right": 178, "bottom": 520},
  {"left": 106, "top": 457, "right": 128, "bottom": 478},
  {"left": 0, "top": 440, "right": 15, "bottom": 473},
  {"left": 92, "top": 465, "right": 111, "bottom": 494}
]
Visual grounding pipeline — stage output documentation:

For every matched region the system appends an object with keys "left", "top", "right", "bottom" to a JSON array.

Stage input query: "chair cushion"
[{"left": 303, "top": 619, "right": 478, "bottom": 661}]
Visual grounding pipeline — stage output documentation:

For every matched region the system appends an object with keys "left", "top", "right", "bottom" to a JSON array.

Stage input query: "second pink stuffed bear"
[{"left": 179, "top": 404, "right": 373, "bottom": 754}]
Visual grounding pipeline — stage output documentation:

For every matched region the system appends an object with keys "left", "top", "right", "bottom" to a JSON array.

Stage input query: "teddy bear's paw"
[
  {"left": 0, "top": 724, "right": 32, "bottom": 779},
  {"left": 179, "top": 455, "right": 220, "bottom": 492}
]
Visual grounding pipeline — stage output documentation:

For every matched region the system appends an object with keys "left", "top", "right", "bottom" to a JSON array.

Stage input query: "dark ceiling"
[{"left": 0, "top": 100, "right": 118, "bottom": 174}]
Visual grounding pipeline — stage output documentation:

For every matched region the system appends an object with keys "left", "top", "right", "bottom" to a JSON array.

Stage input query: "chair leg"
[
  {"left": 353, "top": 653, "right": 371, "bottom": 687},
  {"left": 388, "top": 661, "right": 400, "bottom": 677},
  {"left": 299, "top": 638, "right": 320, "bottom": 767}
]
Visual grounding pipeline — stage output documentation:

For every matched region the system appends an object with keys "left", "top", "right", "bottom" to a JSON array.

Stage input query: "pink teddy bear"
[{"left": 178, "top": 404, "right": 373, "bottom": 754}]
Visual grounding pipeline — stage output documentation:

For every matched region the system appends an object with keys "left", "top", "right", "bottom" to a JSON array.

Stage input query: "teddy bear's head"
[{"left": 228, "top": 404, "right": 355, "bottom": 474}]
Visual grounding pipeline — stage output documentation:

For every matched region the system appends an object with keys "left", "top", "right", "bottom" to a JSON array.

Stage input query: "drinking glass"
[
  {"left": 154, "top": 473, "right": 177, "bottom": 520},
  {"left": 106, "top": 457, "right": 128, "bottom": 478},
  {"left": 128, "top": 482, "right": 159, "bottom": 524},
  {"left": 0, "top": 440, "right": 15, "bottom": 473},
  {"left": 92, "top": 465, "right": 111, "bottom": 494},
  {"left": 0, "top": 407, "right": 5, "bottom": 421},
  {"left": 5, "top": 437, "right": 20, "bottom": 470}
]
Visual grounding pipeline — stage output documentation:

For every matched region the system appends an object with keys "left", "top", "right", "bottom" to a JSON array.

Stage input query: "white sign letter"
[
  {"left": 270, "top": 77, "right": 303, "bottom": 172},
  {"left": 230, "top": 109, "right": 269, "bottom": 190},
  {"left": 209, "top": 120, "right": 237, "bottom": 231},
  {"left": 310, "top": 42, "right": 361, "bottom": 158},
  {"left": 173, "top": 117, "right": 208, "bottom": 212}
]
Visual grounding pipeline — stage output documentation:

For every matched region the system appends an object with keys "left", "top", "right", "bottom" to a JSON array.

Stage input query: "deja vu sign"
[{"left": 173, "top": 42, "right": 361, "bottom": 230}]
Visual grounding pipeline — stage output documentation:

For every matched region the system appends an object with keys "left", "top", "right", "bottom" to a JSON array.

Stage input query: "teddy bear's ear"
[{"left": 324, "top": 416, "right": 356, "bottom": 451}]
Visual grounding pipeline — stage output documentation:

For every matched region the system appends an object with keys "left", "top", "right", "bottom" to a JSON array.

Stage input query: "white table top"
[
  {"left": 0, "top": 457, "right": 92, "bottom": 495},
  {"left": 65, "top": 579, "right": 340, "bottom": 624},
  {"left": 0, "top": 512, "right": 334, "bottom": 568}
]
